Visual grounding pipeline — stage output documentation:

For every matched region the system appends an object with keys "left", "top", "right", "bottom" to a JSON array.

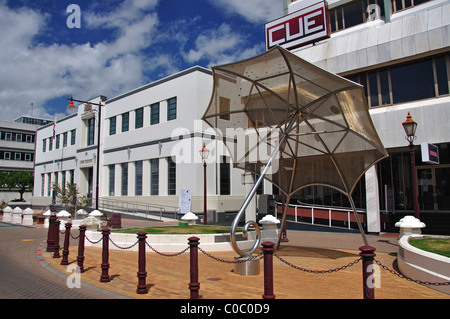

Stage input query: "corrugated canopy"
[{"left": 202, "top": 46, "right": 388, "bottom": 197}]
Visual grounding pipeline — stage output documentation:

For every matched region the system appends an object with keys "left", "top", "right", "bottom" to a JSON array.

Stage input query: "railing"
[
  {"left": 274, "top": 201, "right": 368, "bottom": 230},
  {"left": 97, "top": 197, "right": 180, "bottom": 221}
]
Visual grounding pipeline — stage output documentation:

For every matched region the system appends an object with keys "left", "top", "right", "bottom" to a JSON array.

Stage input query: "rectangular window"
[
  {"left": 55, "top": 134, "right": 60, "bottom": 149},
  {"left": 4, "top": 152, "right": 11, "bottom": 160},
  {"left": 63, "top": 132, "right": 68, "bottom": 147},
  {"left": 368, "top": 71, "right": 379, "bottom": 107},
  {"left": 25, "top": 153, "right": 32, "bottom": 161},
  {"left": 220, "top": 156, "right": 231, "bottom": 195},
  {"left": 109, "top": 165, "right": 115, "bottom": 196},
  {"left": 71, "top": 129, "right": 76, "bottom": 145},
  {"left": 109, "top": 116, "right": 116, "bottom": 135},
  {"left": 168, "top": 157, "right": 176, "bottom": 195},
  {"left": 391, "top": 59, "right": 434, "bottom": 104},
  {"left": 435, "top": 56, "right": 449, "bottom": 96},
  {"left": 26, "top": 134, "right": 33, "bottom": 143},
  {"left": 121, "top": 163, "right": 128, "bottom": 196},
  {"left": 135, "top": 160, "right": 143, "bottom": 195},
  {"left": 135, "top": 108, "right": 144, "bottom": 129},
  {"left": 219, "top": 97, "right": 231, "bottom": 120},
  {"left": 47, "top": 173, "right": 51, "bottom": 196},
  {"left": 122, "top": 112, "right": 129, "bottom": 132},
  {"left": 14, "top": 153, "right": 21, "bottom": 161},
  {"left": 167, "top": 97, "right": 177, "bottom": 121},
  {"left": 151, "top": 158, "right": 159, "bottom": 195},
  {"left": 43, "top": 139, "right": 47, "bottom": 152},
  {"left": 150, "top": 103, "right": 160, "bottom": 125},
  {"left": 379, "top": 69, "right": 391, "bottom": 105},
  {"left": 87, "top": 118, "right": 95, "bottom": 146},
  {"left": 48, "top": 137, "right": 53, "bottom": 151},
  {"left": 41, "top": 174, "right": 45, "bottom": 196}
]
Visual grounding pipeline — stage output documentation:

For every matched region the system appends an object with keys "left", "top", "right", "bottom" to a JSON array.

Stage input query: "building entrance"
[{"left": 417, "top": 165, "right": 450, "bottom": 211}]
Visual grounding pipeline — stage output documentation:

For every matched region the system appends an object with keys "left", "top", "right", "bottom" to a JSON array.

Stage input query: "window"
[
  {"left": 47, "top": 173, "right": 51, "bottom": 196},
  {"left": 121, "top": 163, "right": 128, "bottom": 196},
  {"left": 151, "top": 158, "right": 159, "bottom": 195},
  {"left": 135, "top": 108, "right": 144, "bottom": 129},
  {"left": 330, "top": 0, "right": 384, "bottom": 33},
  {"left": 26, "top": 134, "right": 33, "bottom": 143},
  {"left": 87, "top": 118, "right": 95, "bottom": 146},
  {"left": 16, "top": 134, "right": 22, "bottom": 142},
  {"left": 109, "top": 116, "right": 116, "bottom": 135},
  {"left": 43, "top": 139, "right": 47, "bottom": 152},
  {"left": 168, "top": 157, "right": 176, "bottom": 195},
  {"left": 220, "top": 156, "right": 231, "bottom": 195},
  {"left": 63, "top": 132, "right": 68, "bottom": 147},
  {"left": 392, "top": 0, "right": 431, "bottom": 13},
  {"left": 71, "top": 129, "right": 76, "bottom": 145},
  {"left": 4, "top": 152, "right": 11, "bottom": 160},
  {"left": 5, "top": 132, "right": 12, "bottom": 141},
  {"left": 167, "top": 97, "right": 177, "bottom": 121},
  {"left": 345, "top": 53, "right": 450, "bottom": 107},
  {"left": 391, "top": 59, "right": 434, "bottom": 104},
  {"left": 109, "top": 165, "right": 115, "bottom": 196},
  {"left": 48, "top": 137, "right": 53, "bottom": 151},
  {"left": 41, "top": 174, "right": 45, "bottom": 196},
  {"left": 135, "top": 160, "right": 143, "bottom": 195},
  {"left": 55, "top": 134, "right": 60, "bottom": 149},
  {"left": 122, "top": 112, "right": 129, "bottom": 132},
  {"left": 25, "top": 153, "right": 32, "bottom": 161},
  {"left": 14, "top": 153, "right": 21, "bottom": 161},
  {"left": 150, "top": 103, "right": 160, "bottom": 125}
]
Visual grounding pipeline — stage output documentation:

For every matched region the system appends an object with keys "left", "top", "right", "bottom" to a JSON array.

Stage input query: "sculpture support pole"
[
  {"left": 231, "top": 112, "right": 298, "bottom": 257},
  {"left": 348, "top": 195, "right": 369, "bottom": 247}
]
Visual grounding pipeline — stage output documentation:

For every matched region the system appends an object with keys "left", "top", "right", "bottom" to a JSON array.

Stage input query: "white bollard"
[
  {"left": 2, "top": 206, "right": 13, "bottom": 223},
  {"left": 395, "top": 215, "right": 426, "bottom": 239},
  {"left": 259, "top": 214, "right": 280, "bottom": 244},
  {"left": 22, "top": 207, "right": 34, "bottom": 226},
  {"left": 57, "top": 210, "right": 71, "bottom": 230},
  {"left": 12, "top": 207, "right": 23, "bottom": 224},
  {"left": 43, "top": 210, "right": 51, "bottom": 228}
]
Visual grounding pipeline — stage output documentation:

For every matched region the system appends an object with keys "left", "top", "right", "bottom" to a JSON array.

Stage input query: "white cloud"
[
  {"left": 183, "top": 23, "right": 264, "bottom": 67},
  {"left": 0, "top": 0, "right": 160, "bottom": 121},
  {"left": 209, "top": 0, "right": 283, "bottom": 23}
]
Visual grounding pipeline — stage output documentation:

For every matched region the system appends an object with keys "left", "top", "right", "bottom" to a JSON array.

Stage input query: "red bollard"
[
  {"left": 262, "top": 241, "right": 276, "bottom": 299},
  {"left": 61, "top": 222, "right": 72, "bottom": 265},
  {"left": 359, "top": 245, "right": 376, "bottom": 299},
  {"left": 46, "top": 213, "right": 57, "bottom": 252},
  {"left": 77, "top": 225, "right": 87, "bottom": 273},
  {"left": 136, "top": 231, "right": 148, "bottom": 294},
  {"left": 100, "top": 228, "right": 111, "bottom": 283},
  {"left": 53, "top": 220, "right": 61, "bottom": 258},
  {"left": 188, "top": 236, "right": 200, "bottom": 299}
]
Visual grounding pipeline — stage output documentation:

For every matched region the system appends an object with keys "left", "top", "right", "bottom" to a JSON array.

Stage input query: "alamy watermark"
[{"left": 66, "top": 4, "right": 81, "bottom": 29}]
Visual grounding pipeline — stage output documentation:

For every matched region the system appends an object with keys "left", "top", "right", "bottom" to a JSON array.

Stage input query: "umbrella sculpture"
[{"left": 202, "top": 46, "right": 388, "bottom": 257}]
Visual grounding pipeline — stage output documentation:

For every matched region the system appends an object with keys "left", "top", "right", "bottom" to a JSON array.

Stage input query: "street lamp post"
[
  {"left": 67, "top": 96, "right": 103, "bottom": 210},
  {"left": 402, "top": 112, "right": 420, "bottom": 219},
  {"left": 199, "top": 143, "right": 210, "bottom": 225}
]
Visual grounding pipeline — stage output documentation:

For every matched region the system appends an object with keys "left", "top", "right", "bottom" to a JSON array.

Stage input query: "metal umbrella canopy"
[{"left": 202, "top": 46, "right": 388, "bottom": 256}]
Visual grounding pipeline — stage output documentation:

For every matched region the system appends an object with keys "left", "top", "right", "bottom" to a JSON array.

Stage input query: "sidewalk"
[{"left": 42, "top": 217, "right": 449, "bottom": 299}]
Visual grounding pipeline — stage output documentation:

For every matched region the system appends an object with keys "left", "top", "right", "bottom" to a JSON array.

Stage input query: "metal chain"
[
  {"left": 198, "top": 247, "right": 263, "bottom": 264},
  {"left": 374, "top": 259, "right": 450, "bottom": 286},
  {"left": 70, "top": 233, "right": 80, "bottom": 239},
  {"left": 109, "top": 237, "right": 139, "bottom": 250},
  {"left": 274, "top": 253, "right": 362, "bottom": 273},
  {"left": 145, "top": 241, "right": 189, "bottom": 257},
  {"left": 84, "top": 235, "right": 103, "bottom": 245}
]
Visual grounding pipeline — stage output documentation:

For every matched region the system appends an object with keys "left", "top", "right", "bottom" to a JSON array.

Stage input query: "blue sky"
[{"left": 0, "top": 0, "right": 282, "bottom": 121}]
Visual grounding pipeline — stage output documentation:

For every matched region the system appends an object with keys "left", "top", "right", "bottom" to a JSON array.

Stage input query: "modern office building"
[
  {"left": 32, "top": 66, "right": 268, "bottom": 221},
  {"left": 280, "top": 0, "right": 450, "bottom": 233}
]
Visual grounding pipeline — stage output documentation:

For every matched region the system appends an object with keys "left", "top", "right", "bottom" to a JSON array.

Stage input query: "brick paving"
[{"left": 41, "top": 218, "right": 450, "bottom": 299}]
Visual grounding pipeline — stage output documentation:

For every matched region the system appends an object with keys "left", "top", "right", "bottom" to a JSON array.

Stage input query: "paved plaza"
[{"left": 39, "top": 217, "right": 449, "bottom": 300}]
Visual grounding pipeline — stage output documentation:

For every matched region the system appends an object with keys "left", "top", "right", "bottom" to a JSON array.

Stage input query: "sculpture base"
[{"left": 234, "top": 256, "right": 260, "bottom": 276}]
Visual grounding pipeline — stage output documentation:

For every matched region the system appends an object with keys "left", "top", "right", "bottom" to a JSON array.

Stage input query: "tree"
[
  {"left": 53, "top": 182, "right": 92, "bottom": 217},
  {"left": 0, "top": 171, "right": 34, "bottom": 201}
]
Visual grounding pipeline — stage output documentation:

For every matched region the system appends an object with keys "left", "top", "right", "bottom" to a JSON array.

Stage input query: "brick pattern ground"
[{"left": 42, "top": 220, "right": 449, "bottom": 299}]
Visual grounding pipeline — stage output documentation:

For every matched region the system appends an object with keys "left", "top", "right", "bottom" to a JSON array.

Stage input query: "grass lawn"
[
  {"left": 408, "top": 237, "right": 450, "bottom": 258},
  {"left": 112, "top": 224, "right": 243, "bottom": 235}
]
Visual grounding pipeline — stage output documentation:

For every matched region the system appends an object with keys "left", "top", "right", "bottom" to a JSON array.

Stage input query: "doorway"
[{"left": 417, "top": 165, "right": 450, "bottom": 211}]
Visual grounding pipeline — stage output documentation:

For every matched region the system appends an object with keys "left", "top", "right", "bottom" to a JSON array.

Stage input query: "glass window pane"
[
  {"left": 368, "top": 71, "right": 379, "bottom": 107},
  {"left": 391, "top": 59, "right": 434, "bottom": 104},
  {"left": 436, "top": 56, "right": 449, "bottom": 96},
  {"left": 379, "top": 69, "right": 391, "bottom": 105},
  {"left": 343, "top": 1, "right": 364, "bottom": 29},
  {"left": 151, "top": 103, "right": 160, "bottom": 125}
]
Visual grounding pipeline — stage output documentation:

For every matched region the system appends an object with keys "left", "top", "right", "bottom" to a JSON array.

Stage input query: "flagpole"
[{"left": 52, "top": 115, "right": 57, "bottom": 204}]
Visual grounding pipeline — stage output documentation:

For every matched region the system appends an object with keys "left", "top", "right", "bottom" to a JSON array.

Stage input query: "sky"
[{"left": 0, "top": 0, "right": 283, "bottom": 122}]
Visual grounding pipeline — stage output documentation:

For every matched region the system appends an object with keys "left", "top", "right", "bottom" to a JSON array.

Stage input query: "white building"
[
  {"left": 32, "top": 66, "right": 267, "bottom": 222},
  {"left": 282, "top": 0, "right": 450, "bottom": 233}
]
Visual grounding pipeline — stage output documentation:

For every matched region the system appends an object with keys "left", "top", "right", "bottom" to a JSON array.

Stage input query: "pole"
[
  {"left": 262, "top": 241, "right": 276, "bottom": 299},
  {"left": 95, "top": 101, "right": 102, "bottom": 210},
  {"left": 100, "top": 228, "right": 110, "bottom": 282},
  {"left": 189, "top": 236, "right": 200, "bottom": 299},
  {"left": 136, "top": 231, "right": 148, "bottom": 294},
  {"left": 203, "top": 161, "right": 207, "bottom": 225},
  {"left": 410, "top": 143, "right": 420, "bottom": 219},
  {"left": 77, "top": 225, "right": 87, "bottom": 273},
  {"left": 359, "top": 245, "right": 376, "bottom": 299},
  {"left": 61, "top": 222, "right": 72, "bottom": 265}
]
